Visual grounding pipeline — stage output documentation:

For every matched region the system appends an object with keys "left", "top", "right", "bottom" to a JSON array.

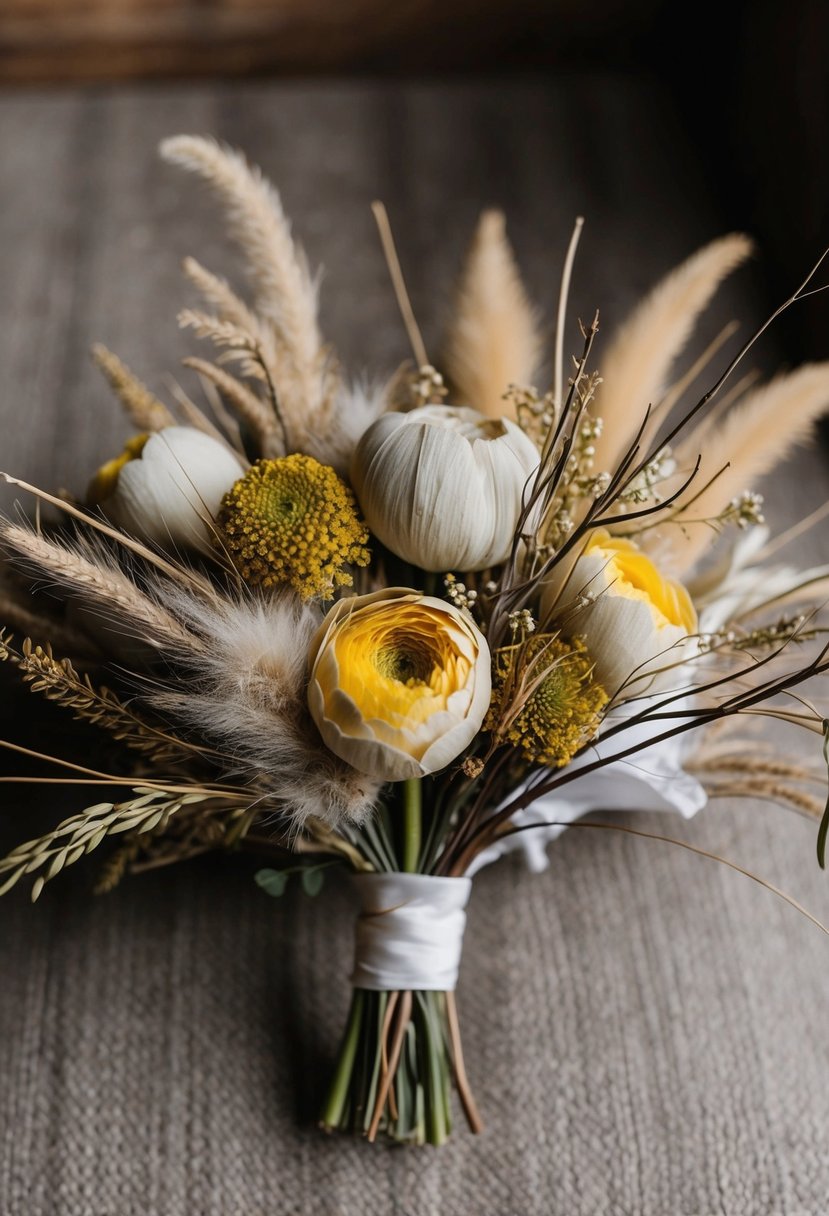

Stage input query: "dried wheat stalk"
[
  {"left": 91, "top": 344, "right": 176, "bottom": 431},
  {"left": 0, "top": 524, "right": 204, "bottom": 656},
  {"left": 0, "top": 788, "right": 213, "bottom": 901},
  {"left": 0, "top": 632, "right": 202, "bottom": 766}
]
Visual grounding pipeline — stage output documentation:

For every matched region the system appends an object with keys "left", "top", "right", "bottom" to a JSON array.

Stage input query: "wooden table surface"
[{"left": 1, "top": 79, "right": 828, "bottom": 1216}]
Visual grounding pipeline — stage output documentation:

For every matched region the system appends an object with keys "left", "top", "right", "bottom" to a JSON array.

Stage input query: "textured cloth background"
[{"left": 1, "top": 81, "right": 828, "bottom": 1216}]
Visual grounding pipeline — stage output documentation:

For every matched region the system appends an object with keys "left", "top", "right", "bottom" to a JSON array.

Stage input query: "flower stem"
[
  {"left": 320, "top": 989, "right": 365, "bottom": 1130},
  {"left": 402, "top": 778, "right": 422, "bottom": 873}
]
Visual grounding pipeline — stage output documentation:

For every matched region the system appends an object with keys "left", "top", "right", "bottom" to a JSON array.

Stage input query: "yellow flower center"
[
  {"left": 585, "top": 531, "right": 697, "bottom": 632},
  {"left": 486, "top": 635, "right": 607, "bottom": 767},
  {"left": 219, "top": 455, "right": 370, "bottom": 600},
  {"left": 333, "top": 603, "right": 473, "bottom": 729},
  {"left": 87, "top": 434, "right": 149, "bottom": 505}
]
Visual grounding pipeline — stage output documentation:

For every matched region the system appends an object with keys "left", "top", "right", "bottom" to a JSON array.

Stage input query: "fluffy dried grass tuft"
[{"left": 152, "top": 587, "right": 382, "bottom": 828}]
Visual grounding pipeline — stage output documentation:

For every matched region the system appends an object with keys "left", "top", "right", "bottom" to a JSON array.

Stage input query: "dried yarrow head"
[
  {"left": 218, "top": 454, "right": 370, "bottom": 599},
  {"left": 486, "top": 634, "right": 607, "bottom": 767}
]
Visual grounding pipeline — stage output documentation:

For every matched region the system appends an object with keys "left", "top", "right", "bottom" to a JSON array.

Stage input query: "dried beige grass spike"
[
  {"left": 445, "top": 210, "right": 542, "bottom": 421},
  {"left": 592, "top": 233, "right": 753, "bottom": 473},
  {"left": 0, "top": 523, "right": 203, "bottom": 656},
  {"left": 160, "top": 136, "right": 329, "bottom": 420},
  {"left": 672, "top": 363, "right": 829, "bottom": 571},
  {"left": 92, "top": 344, "right": 176, "bottom": 432}
]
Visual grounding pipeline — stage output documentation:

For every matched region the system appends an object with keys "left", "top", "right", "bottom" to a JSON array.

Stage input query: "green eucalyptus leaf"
[
  {"left": 301, "top": 867, "right": 325, "bottom": 897},
  {"left": 255, "top": 868, "right": 289, "bottom": 897}
]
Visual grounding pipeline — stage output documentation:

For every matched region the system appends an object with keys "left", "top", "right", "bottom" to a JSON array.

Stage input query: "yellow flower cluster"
[
  {"left": 219, "top": 455, "right": 370, "bottom": 599},
  {"left": 486, "top": 635, "right": 607, "bottom": 768}
]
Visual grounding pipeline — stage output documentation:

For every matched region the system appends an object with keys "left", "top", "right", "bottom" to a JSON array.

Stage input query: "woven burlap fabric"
[{"left": 1, "top": 81, "right": 829, "bottom": 1216}]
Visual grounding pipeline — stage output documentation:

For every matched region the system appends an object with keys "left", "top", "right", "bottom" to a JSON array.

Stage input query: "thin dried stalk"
[
  {"left": 91, "top": 345, "right": 175, "bottom": 431},
  {"left": 183, "top": 356, "right": 283, "bottom": 456}
]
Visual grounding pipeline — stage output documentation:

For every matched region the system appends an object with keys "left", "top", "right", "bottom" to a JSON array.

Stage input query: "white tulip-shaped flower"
[
  {"left": 350, "top": 405, "right": 540, "bottom": 572},
  {"left": 307, "top": 588, "right": 492, "bottom": 781},
  {"left": 90, "top": 427, "right": 245, "bottom": 553},
  {"left": 541, "top": 530, "right": 698, "bottom": 698}
]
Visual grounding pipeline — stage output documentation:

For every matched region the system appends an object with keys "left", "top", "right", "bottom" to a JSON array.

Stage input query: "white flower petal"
[
  {"left": 108, "top": 427, "right": 244, "bottom": 553},
  {"left": 351, "top": 406, "right": 539, "bottom": 572}
]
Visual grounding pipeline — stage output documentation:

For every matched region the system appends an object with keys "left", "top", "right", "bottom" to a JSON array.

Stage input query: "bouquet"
[{"left": 2, "top": 136, "right": 829, "bottom": 1146}]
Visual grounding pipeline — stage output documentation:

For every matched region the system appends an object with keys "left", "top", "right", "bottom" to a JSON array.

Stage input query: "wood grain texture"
[
  {"left": 0, "top": 80, "right": 828, "bottom": 1215},
  {"left": 0, "top": 0, "right": 659, "bottom": 83}
]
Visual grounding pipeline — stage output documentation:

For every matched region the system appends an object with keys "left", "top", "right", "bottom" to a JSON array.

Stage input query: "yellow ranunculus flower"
[
  {"left": 541, "top": 530, "right": 697, "bottom": 698},
  {"left": 307, "top": 589, "right": 492, "bottom": 781}
]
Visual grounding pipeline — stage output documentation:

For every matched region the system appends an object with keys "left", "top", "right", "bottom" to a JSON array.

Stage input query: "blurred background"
[{"left": 1, "top": 0, "right": 828, "bottom": 372}]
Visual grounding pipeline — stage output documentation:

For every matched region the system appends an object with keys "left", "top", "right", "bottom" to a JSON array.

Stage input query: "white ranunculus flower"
[
  {"left": 541, "top": 530, "right": 698, "bottom": 699},
  {"left": 90, "top": 427, "right": 245, "bottom": 553},
  {"left": 307, "top": 588, "right": 492, "bottom": 781},
  {"left": 350, "top": 405, "right": 540, "bottom": 572}
]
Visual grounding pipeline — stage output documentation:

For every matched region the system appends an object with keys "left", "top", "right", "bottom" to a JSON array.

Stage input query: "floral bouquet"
[{"left": 2, "top": 137, "right": 829, "bottom": 1146}]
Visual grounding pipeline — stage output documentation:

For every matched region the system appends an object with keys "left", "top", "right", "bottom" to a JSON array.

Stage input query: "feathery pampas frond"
[
  {"left": 444, "top": 210, "right": 542, "bottom": 421},
  {"left": 153, "top": 588, "right": 382, "bottom": 828},
  {"left": 670, "top": 364, "right": 829, "bottom": 571},
  {"left": 592, "top": 234, "right": 753, "bottom": 473},
  {"left": 92, "top": 345, "right": 176, "bottom": 432},
  {"left": 0, "top": 523, "right": 203, "bottom": 656},
  {"left": 160, "top": 136, "right": 334, "bottom": 434}
]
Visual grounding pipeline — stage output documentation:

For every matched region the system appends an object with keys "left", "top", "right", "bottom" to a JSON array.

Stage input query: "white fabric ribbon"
[{"left": 350, "top": 873, "right": 472, "bottom": 991}]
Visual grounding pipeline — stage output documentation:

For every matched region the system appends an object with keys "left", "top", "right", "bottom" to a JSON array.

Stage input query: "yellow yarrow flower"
[
  {"left": 219, "top": 454, "right": 370, "bottom": 600},
  {"left": 486, "top": 635, "right": 607, "bottom": 767}
]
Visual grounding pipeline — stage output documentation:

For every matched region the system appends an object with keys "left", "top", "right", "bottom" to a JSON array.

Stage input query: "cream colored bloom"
[
  {"left": 541, "top": 530, "right": 697, "bottom": 697},
  {"left": 307, "top": 588, "right": 492, "bottom": 781},
  {"left": 90, "top": 427, "right": 245, "bottom": 553},
  {"left": 350, "top": 405, "right": 539, "bottom": 572}
]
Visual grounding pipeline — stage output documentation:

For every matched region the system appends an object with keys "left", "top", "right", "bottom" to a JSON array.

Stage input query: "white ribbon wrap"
[{"left": 350, "top": 873, "right": 472, "bottom": 991}]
